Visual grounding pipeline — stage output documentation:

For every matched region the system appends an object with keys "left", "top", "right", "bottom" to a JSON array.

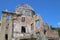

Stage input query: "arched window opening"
[
  {"left": 36, "top": 20, "right": 40, "bottom": 27},
  {"left": 21, "top": 26, "right": 26, "bottom": 33},
  {"left": 21, "top": 17, "right": 25, "bottom": 22}
]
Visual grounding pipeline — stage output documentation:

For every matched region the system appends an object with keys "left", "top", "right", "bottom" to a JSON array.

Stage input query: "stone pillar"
[
  {"left": 34, "top": 20, "right": 36, "bottom": 31},
  {"left": 39, "top": 15, "right": 45, "bottom": 40},
  {"left": 8, "top": 14, "right": 13, "bottom": 40},
  {"left": 0, "top": 12, "right": 7, "bottom": 40}
]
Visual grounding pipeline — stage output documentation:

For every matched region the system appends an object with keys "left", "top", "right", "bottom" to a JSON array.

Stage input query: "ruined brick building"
[{"left": 0, "top": 4, "right": 59, "bottom": 40}]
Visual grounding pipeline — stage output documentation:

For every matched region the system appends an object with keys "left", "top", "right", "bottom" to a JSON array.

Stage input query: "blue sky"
[{"left": 0, "top": 0, "right": 60, "bottom": 27}]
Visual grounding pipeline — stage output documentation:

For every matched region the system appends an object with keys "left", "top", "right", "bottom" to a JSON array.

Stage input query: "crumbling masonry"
[{"left": 0, "top": 4, "right": 59, "bottom": 40}]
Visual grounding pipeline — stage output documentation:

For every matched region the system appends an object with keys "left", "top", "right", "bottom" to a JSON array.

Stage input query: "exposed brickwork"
[{"left": 0, "top": 4, "right": 59, "bottom": 40}]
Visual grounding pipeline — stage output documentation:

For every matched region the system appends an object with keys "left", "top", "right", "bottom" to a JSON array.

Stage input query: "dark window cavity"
[
  {"left": 0, "top": 23, "right": 1, "bottom": 26},
  {"left": 21, "top": 17, "right": 25, "bottom": 22},
  {"left": 48, "top": 39, "right": 54, "bottom": 40},
  {"left": 21, "top": 26, "right": 26, "bottom": 33},
  {"left": 44, "top": 30, "right": 46, "bottom": 34},
  {"left": 5, "top": 34, "right": 8, "bottom": 40}
]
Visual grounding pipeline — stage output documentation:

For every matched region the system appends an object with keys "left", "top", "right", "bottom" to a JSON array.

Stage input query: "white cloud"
[
  {"left": 57, "top": 22, "right": 60, "bottom": 25},
  {"left": 57, "top": 22, "right": 60, "bottom": 27}
]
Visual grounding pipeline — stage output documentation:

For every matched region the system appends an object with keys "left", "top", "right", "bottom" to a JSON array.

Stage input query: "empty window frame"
[
  {"left": 21, "top": 17, "right": 25, "bottom": 22},
  {"left": 25, "top": 10, "right": 30, "bottom": 16},
  {"left": 36, "top": 20, "right": 40, "bottom": 27},
  {"left": 6, "top": 15, "right": 11, "bottom": 19},
  {"left": 21, "top": 26, "right": 26, "bottom": 33}
]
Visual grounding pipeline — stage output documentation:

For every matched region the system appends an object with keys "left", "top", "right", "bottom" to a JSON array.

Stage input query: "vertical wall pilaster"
[
  {"left": 1, "top": 12, "right": 7, "bottom": 40},
  {"left": 8, "top": 15, "right": 13, "bottom": 40}
]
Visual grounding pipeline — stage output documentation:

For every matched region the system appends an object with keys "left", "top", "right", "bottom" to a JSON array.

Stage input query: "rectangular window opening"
[
  {"left": 21, "top": 17, "right": 25, "bottom": 22},
  {"left": 21, "top": 26, "right": 26, "bottom": 33},
  {"left": 5, "top": 34, "right": 8, "bottom": 40}
]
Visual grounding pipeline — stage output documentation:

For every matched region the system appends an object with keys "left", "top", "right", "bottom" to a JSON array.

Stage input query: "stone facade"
[{"left": 0, "top": 4, "right": 59, "bottom": 40}]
